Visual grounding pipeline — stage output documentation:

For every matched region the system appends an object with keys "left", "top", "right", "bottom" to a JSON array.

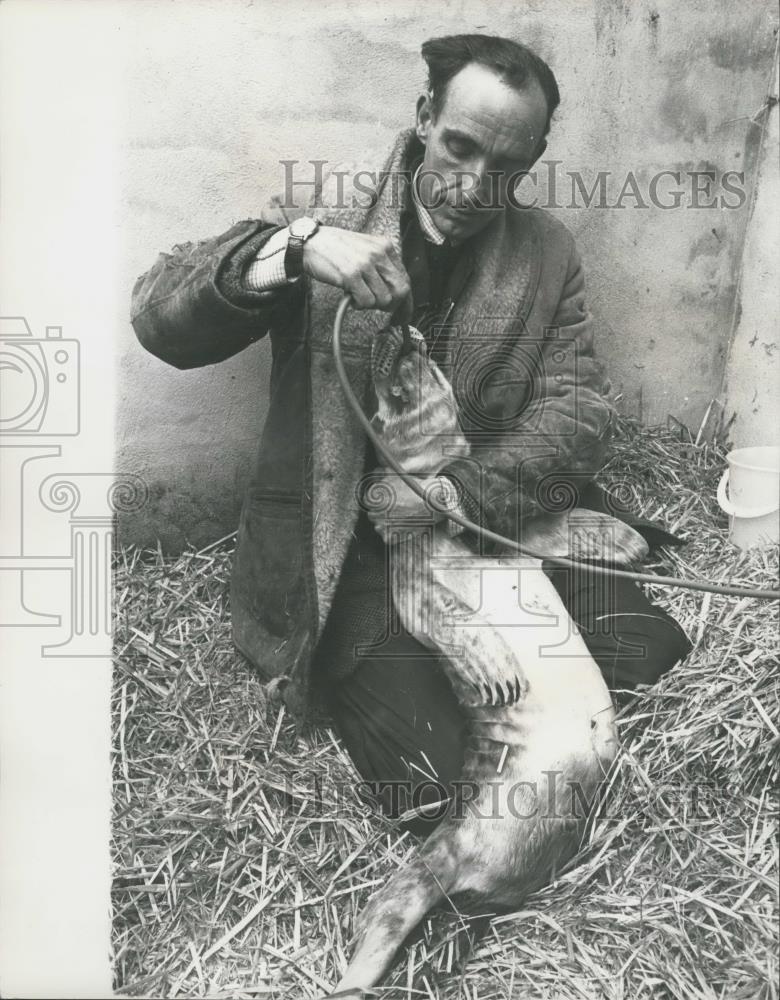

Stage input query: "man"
[{"left": 132, "top": 34, "right": 691, "bottom": 831}]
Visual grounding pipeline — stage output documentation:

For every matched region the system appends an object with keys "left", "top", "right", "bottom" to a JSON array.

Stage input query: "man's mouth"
[
  {"left": 449, "top": 201, "right": 479, "bottom": 214},
  {"left": 445, "top": 203, "right": 492, "bottom": 226}
]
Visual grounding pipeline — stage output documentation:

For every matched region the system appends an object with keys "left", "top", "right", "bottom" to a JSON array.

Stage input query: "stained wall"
[{"left": 116, "top": 0, "right": 778, "bottom": 546}]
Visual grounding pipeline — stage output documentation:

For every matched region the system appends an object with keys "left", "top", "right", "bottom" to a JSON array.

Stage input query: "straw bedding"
[{"left": 112, "top": 416, "right": 779, "bottom": 999}]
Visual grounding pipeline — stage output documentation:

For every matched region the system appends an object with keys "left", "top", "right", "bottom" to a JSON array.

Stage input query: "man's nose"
[
  {"left": 461, "top": 160, "right": 498, "bottom": 207},
  {"left": 468, "top": 158, "right": 489, "bottom": 191}
]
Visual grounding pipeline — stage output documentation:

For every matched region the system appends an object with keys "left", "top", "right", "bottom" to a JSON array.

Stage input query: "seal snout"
[{"left": 371, "top": 326, "right": 427, "bottom": 410}]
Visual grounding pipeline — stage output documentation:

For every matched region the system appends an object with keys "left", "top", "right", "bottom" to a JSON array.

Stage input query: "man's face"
[{"left": 415, "top": 62, "right": 549, "bottom": 243}]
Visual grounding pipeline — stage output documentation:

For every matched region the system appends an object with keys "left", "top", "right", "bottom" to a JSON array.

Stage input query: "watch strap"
[
  {"left": 284, "top": 219, "right": 319, "bottom": 280},
  {"left": 284, "top": 234, "right": 305, "bottom": 280}
]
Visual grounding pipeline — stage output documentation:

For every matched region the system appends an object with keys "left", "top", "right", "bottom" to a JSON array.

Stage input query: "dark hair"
[{"left": 421, "top": 34, "right": 560, "bottom": 139}]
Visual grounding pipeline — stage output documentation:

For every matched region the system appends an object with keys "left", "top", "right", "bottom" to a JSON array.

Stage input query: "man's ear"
[{"left": 415, "top": 92, "right": 433, "bottom": 145}]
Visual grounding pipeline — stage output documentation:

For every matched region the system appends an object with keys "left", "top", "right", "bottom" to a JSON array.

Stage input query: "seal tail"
[{"left": 332, "top": 841, "right": 459, "bottom": 993}]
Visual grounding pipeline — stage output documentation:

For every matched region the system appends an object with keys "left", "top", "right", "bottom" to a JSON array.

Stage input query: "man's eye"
[{"left": 446, "top": 138, "right": 473, "bottom": 158}]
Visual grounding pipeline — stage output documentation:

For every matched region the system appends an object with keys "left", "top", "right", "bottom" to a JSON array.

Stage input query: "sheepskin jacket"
[{"left": 131, "top": 128, "right": 614, "bottom": 721}]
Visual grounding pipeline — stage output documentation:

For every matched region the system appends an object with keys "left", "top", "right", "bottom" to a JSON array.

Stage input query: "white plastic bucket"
[{"left": 717, "top": 446, "right": 780, "bottom": 550}]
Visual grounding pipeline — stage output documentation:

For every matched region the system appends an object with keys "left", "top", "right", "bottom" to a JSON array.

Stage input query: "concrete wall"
[
  {"left": 117, "top": 0, "right": 779, "bottom": 548},
  {"left": 721, "top": 46, "right": 779, "bottom": 449}
]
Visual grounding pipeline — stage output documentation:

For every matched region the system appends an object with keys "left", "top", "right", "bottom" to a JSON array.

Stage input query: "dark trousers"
[{"left": 325, "top": 507, "right": 692, "bottom": 835}]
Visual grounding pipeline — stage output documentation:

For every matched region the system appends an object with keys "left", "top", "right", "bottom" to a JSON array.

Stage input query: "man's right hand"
[{"left": 303, "top": 226, "right": 412, "bottom": 321}]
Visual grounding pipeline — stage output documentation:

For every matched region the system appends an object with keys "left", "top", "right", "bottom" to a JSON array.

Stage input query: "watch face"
[{"left": 290, "top": 217, "right": 319, "bottom": 239}]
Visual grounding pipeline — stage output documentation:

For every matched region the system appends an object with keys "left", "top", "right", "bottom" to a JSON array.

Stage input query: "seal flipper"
[
  {"left": 391, "top": 535, "right": 529, "bottom": 709},
  {"left": 332, "top": 841, "right": 458, "bottom": 993}
]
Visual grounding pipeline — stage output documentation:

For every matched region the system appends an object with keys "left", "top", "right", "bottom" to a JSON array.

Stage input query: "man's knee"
[
  {"left": 542, "top": 562, "right": 692, "bottom": 691},
  {"left": 590, "top": 613, "right": 692, "bottom": 689},
  {"left": 642, "top": 615, "right": 692, "bottom": 679}
]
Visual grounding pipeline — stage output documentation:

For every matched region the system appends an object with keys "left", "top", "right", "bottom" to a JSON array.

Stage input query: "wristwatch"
[{"left": 284, "top": 217, "right": 320, "bottom": 280}]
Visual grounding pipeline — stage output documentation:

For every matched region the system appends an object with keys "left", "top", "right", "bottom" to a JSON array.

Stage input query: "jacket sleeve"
[
  {"left": 130, "top": 204, "right": 304, "bottom": 370},
  {"left": 441, "top": 244, "right": 615, "bottom": 542}
]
